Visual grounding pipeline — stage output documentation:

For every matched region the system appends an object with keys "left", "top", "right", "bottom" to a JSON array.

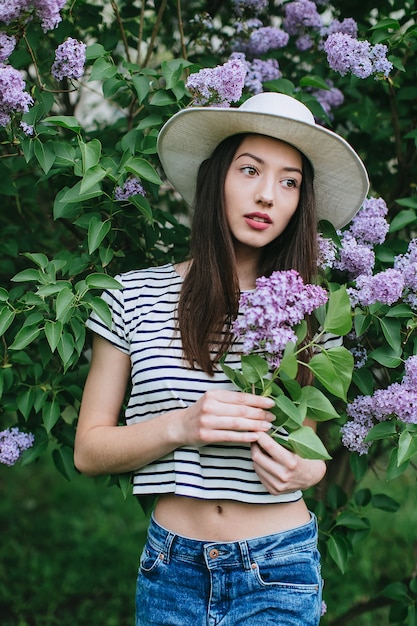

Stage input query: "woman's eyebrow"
[{"left": 235, "top": 152, "right": 303, "bottom": 175}]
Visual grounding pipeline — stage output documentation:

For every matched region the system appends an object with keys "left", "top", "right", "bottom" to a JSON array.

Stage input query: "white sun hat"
[{"left": 157, "top": 92, "right": 369, "bottom": 230}]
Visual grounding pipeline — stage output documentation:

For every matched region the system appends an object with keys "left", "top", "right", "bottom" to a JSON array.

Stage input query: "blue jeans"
[{"left": 136, "top": 513, "right": 322, "bottom": 625}]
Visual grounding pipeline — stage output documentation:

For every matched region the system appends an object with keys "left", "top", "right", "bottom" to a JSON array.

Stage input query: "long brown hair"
[{"left": 177, "top": 133, "right": 317, "bottom": 376}]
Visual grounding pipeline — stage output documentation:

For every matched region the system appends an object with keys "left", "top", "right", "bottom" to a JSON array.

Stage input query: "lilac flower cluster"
[
  {"left": 349, "top": 269, "right": 404, "bottom": 307},
  {"left": 317, "top": 233, "right": 337, "bottom": 270},
  {"left": 0, "top": 32, "right": 16, "bottom": 62},
  {"left": 321, "top": 18, "right": 358, "bottom": 39},
  {"left": 51, "top": 37, "right": 86, "bottom": 81},
  {"left": 232, "top": 0, "right": 268, "bottom": 16},
  {"left": 246, "top": 26, "right": 289, "bottom": 56},
  {"left": 186, "top": 58, "right": 247, "bottom": 107},
  {"left": 311, "top": 80, "right": 344, "bottom": 119},
  {"left": 0, "top": 0, "right": 67, "bottom": 32},
  {"left": 0, "top": 427, "right": 34, "bottom": 466},
  {"left": 234, "top": 270, "right": 328, "bottom": 368},
  {"left": 341, "top": 356, "right": 417, "bottom": 455},
  {"left": 283, "top": 0, "right": 323, "bottom": 36},
  {"left": 231, "top": 52, "right": 281, "bottom": 94},
  {"left": 394, "top": 239, "right": 417, "bottom": 310},
  {"left": 0, "top": 64, "right": 33, "bottom": 126},
  {"left": 114, "top": 177, "right": 146, "bottom": 201},
  {"left": 334, "top": 198, "right": 390, "bottom": 279},
  {"left": 324, "top": 33, "right": 393, "bottom": 79}
]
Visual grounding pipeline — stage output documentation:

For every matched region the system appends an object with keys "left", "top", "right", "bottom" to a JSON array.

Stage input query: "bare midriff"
[{"left": 154, "top": 494, "right": 310, "bottom": 541}]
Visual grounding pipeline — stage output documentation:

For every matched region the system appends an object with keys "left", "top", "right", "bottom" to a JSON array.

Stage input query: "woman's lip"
[{"left": 244, "top": 216, "right": 272, "bottom": 230}]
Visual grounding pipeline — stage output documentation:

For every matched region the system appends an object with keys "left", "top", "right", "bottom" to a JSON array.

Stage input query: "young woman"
[{"left": 74, "top": 93, "right": 369, "bottom": 625}]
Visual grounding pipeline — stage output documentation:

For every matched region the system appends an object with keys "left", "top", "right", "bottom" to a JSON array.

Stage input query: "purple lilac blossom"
[
  {"left": 51, "top": 37, "right": 86, "bottom": 81},
  {"left": 33, "top": 0, "right": 67, "bottom": 32},
  {"left": 317, "top": 234, "right": 337, "bottom": 269},
  {"left": 322, "top": 18, "right": 358, "bottom": 39},
  {"left": 232, "top": 0, "right": 268, "bottom": 15},
  {"left": 296, "top": 35, "right": 314, "bottom": 51},
  {"left": 0, "top": 0, "right": 30, "bottom": 24},
  {"left": 20, "top": 120, "right": 34, "bottom": 135},
  {"left": 0, "top": 32, "right": 16, "bottom": 62},
  {"left": 348, "top": 197, "right": 389, "bottom": 246},
  {"left": 283, "top": 0, "right": 323, "bottom": 36},
  {"left": 342, "top": 355, "right": 417, "bottom": 454},
  {"left": 349, "top": 269, "right": 404, "bottom": 307},
  {"left": 115, "top": 177, "right": 146, "bottom": 201},
  {"left": 324, "top": 33, "right": 392, "bottom": 79},
  {"left": 0, "top": 64, "right": 33, "bottom": 126},
  {"left": 241, "top": 56, "right": 281, "bottom": 93},
  {"left": 334, "top": 232, "right": 375, "bottom": 278},
  {"left": 247, "top": 26, "right": 289, "bottom": 55},
  {"left": 394, "top": 239, "right": 417, "bottom": 292},
  {"left": 350, "top": 345, "right": 367, "bottom": 369},
  {"left": 186, "top": 58, "right": 247, "bottom": 107},
  {"left": 234, "top": 270, "right": 328, "bottom": 368},
  {"left": 0, "top": 427, "right": 34, "bottom": 466},
  {"left": 311, "top": 81, "right": 344, "bottom": 118}
]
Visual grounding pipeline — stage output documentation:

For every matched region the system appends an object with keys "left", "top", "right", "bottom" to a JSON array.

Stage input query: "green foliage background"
[{"left": 1, "top": 0, "right": 417, "bottom": 623}]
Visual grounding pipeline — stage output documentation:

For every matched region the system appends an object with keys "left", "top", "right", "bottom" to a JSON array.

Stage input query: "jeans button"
[{"left": 209, "top": 548, "right": 219, "bottom": 559}]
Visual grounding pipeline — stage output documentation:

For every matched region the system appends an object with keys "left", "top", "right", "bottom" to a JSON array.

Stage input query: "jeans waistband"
[{"left": 147, "top": 512, "right": 318, "bottom": 571}]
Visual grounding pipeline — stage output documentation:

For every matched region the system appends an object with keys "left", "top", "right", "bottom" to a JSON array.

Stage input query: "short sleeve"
[{"left": 86, "top": 275, "right": 130, "bottom": 354}]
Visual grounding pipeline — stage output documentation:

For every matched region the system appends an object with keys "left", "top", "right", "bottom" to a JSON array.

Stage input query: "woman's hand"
[
  {"left": 251, "top": 431, "right": 327, "bottom": 494},
  {"left": 176, "top": 389, "right": 275, "bottom": 447}
]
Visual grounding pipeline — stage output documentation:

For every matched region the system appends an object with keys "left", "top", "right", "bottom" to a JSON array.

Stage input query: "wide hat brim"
[{"left": 157, "top": 93, "right": 369, "bottom": 230}]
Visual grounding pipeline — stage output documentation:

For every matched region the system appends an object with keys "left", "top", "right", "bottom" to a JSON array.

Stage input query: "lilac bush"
[
  {"left": 114, "top": 177, "right": 146, "bottom": 201},
  {"left": 0, "top": 65, "right": 33, "bottom": 126},
  {"left": 186, "top": 57, "right": 247, "bottom": 106}
]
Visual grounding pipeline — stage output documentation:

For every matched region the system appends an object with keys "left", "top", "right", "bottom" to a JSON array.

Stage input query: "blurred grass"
[
  {"left": 0, "top": 457, "right": 148, "bottom": 626},
  {"left": 1, "top": 455, "right": 417, "bottom": 625}
]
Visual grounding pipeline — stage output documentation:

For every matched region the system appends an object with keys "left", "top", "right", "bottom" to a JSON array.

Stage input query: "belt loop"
[
  {"left": 163, "top": 531, "right": 175, "bottom": 564},
  {"left": 239, "top": 540, "right": 252, "bottom": 571}
]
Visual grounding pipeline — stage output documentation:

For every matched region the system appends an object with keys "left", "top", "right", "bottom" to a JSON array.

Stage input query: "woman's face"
[{"left": 224, "top": 134, "right": 302, "bottom": 255}]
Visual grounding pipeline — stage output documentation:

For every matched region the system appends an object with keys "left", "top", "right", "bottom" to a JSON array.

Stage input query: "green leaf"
[
  {"left": 398, "top": 430, "right": 417, "bottom": 465},
  {"left": 44, "top": 320, "right": 63, "bottom": 352},
  {"left": 149, "top": 90, "right": 176, "bottom": 106},
  {"left": 386, "top": 448, "right": 409, "bottom": 481},
  {"left": 287, "top": 426, "right": 331, "bottom": 460},
  {"left": 55, "top": 288, "right": 75, "bottom": 322},
  {"left": 89, "top": 296, "right": 112, "bottom": 328},
  {"left": 279, "top": 341, "right": 298, "bottom": 378},
  {"left": 42, "top": 400, "right": 61, "bottom": 433},
  {"left": 80, "top": 165, "right": 108, "bottom": 194},
  {"left": 53, "top": 445, "right": 78, "bottom": 481},
  {"left": 43, "top": 115, "right": 82, "bottom": 132},
  {"left": 327, "top": 534, "right": 349, "bottom": 573},
  {"left": 124, "top": 157, "right": 163, "bottom": 185},
  {"left": 298, "top": 386, "right": 339, "bottom": 421},
  {"left": 9, "top": 324, "right": 41, "bottom": 350},
  {"left": 89, "top": 57, "right": 117, "bottom": 81},
  {"left": 389, "top": 209, "right": 417, "bottom": 233},
  {"left": 335, "top": 512, "right": 370, "bottom": 530},
  {"left": 34, "top": 139, "right": 56, "bottom": 174},
  {"left": 371, "top": 493, "right": 400, "bottom": 513},
  {"left": 0, "top": 307, "right": 15, "bottom": 336},
  {"left": 88, "top": 218, "right": 111, "bottom": 254},
  {"left": 274, "top": 395, "right": 305, "bottom": 429},
  {"left": 322, "top": 286, "right": 352, "bottom": 335},
  {"left": 57, "top": 180, "right": 104, "bottom": 204},
  {"left": 369, "top": 345, "right": 402, "bottom": 368},
  {"left": 132, "top": 75, "right": 150, "bottom": 104},
  {"left": 299, "top": 75, "right": 331, "bottom": 90},
  {"left": 370, "top": 18, "right": 400, "bottom": 30},
  {"left": 57, "top": 332, "right": 75, "bottom": 369},
  {"left": 365, "top": 420, "right": 397, "bottom": 442},
  {"left": 379, "top": 317, "right": 401, "bottom": 351},
  {"left": 85, "top": 274, "right": 123, "bottom": 290},
  {"left": 241, "top": 354, "right": 269, "bottom": 384},
  {"left": 17, "top": 388, "right": 35, "bottom": 420},
  {"left": 79, "top": 138, "right": 102, "bottom": 173},
  {"left": 308, "top": 347, "right": 353, "bottom": 400},
  {"left": 12, "top": 268, "right": 41, "bottom": 282}
]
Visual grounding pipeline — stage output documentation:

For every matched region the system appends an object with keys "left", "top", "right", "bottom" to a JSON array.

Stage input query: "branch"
[
  {"left": 177, "top": 0, "right": 188, "bottom": 61},
  {"left": 111, "top": 0, "right": 131, "bottom": 63},
  {"left": 142, "top": 0, "right": 168, "bottom": 68},
  {"left": 136, "top": 0, "right": 146, "bottom": 65}
]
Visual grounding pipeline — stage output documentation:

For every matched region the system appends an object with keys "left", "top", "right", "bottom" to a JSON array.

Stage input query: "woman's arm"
[{"left": 74, "top": 334, "right": 276, "bottom": 477}]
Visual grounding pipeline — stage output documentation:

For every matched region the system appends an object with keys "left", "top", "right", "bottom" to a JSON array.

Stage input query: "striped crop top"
[{"left": 86, "top": 263, "right": 304, "bottom": 504}]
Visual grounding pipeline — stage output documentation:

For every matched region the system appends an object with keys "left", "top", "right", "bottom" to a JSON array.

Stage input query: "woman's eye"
[
  {"left": 241, "top": 166, "right": 258, "bottom": 176},
  {"left": 282, "top": 178, "right": 298, "bottom": 188}
]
